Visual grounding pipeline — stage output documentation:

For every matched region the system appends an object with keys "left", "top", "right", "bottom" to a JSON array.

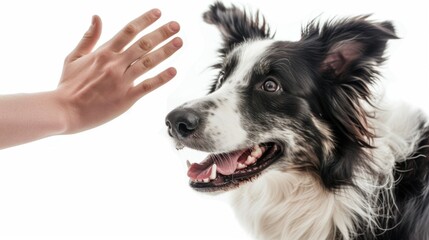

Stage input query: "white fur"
[
  {"left": 228, "top": 40, "right": 276, "bottom": 86},
  {"left": 232, "top": 170, "right": 362, "bottom": 240}
]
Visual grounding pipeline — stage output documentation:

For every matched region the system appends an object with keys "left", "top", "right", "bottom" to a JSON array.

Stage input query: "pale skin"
[{"left": 0, "top": 9, "right": 182, "bottom": 149}]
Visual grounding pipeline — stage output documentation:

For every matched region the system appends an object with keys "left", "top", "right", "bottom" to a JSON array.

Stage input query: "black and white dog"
[{"left": 166, "top": 2, "right": 429, "bottom": 239}]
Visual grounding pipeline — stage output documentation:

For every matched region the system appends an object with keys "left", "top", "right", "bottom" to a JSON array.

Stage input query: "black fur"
[{"left": 203, "top": 1, "right": 272, "bottom": 56}]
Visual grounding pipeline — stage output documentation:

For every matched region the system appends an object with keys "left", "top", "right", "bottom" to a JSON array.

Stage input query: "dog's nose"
[{"left": 165, "top": 108, "right": 201, "bottom": 138}]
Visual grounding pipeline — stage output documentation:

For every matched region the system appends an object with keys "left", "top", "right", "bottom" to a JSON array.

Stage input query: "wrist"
[{"left": 45, "top": 90, "right": 70, "bottom": 135}]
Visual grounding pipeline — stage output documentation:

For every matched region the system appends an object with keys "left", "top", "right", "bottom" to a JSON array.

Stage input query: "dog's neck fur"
[{"left": 232, "top": 171, "right": 363, "bottom": 240}]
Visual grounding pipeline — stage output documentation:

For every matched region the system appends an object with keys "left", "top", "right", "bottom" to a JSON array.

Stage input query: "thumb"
[{"left": 68, "top": 15, "right": 102, "bottom": 61}]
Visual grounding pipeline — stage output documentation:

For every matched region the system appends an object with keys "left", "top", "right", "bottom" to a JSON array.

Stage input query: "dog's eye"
[{"left": 262, "top": 79, "right": 280, "bottom": 92}]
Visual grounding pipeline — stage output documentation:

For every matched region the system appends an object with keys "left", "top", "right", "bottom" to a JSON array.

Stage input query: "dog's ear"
[
  {"left": 303, "top": 16, "right": 398, "bottom": 147},
  {"left": 203, "top": 1, "right": 272, "bottom": 55},
  {"left": 311, "top": 16, "right": 398, "bottom": 78}
]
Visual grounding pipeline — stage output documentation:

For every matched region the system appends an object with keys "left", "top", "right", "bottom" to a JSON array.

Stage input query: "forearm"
[{"left": 0, "top": 91, "right": 67, "bottom": 149}]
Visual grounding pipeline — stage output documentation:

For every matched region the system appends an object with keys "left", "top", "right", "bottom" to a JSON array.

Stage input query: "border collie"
[{"left": 166, "top": 2, "right": 429, "bottom": 239}]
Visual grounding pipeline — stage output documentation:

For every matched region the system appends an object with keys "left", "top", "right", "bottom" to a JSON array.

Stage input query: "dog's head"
[{"left": 166, "top": 2, "right": 397, "bottom": 192}]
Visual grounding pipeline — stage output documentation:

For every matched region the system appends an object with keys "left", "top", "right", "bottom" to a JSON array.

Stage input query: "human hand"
[{"left": 56, "top": 9, "right": 182, "bottom": 134}]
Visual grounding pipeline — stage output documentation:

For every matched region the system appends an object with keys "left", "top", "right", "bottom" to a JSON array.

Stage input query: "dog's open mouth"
[{"left": 186, "top": 142, "right": 283, "bottom": 192}]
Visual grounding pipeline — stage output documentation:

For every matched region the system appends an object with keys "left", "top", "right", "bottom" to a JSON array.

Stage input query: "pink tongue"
[
  {"left": 187, "top": 162, "right": 213, "bottom": 180},
  {"left": 213, "top": 151, "right": 241, "bottom": 175},
  {"left": 187, "top": 149, "right": 249, "bottom": 179}
]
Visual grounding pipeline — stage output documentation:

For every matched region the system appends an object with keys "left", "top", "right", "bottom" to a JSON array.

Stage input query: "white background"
[{"left": 0, "top": 0, "right": 427, "bottom": 239}]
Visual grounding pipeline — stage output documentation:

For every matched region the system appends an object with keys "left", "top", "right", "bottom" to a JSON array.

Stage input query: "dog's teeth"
[
  {"left": 210, "top": 164, "right": 217, "bottom": 180},
  {"left": 237, "top": 162, "right": 247, "bottom": 169},
  {"left": 203, "top": 178, "right": 209, "bottom": 183},
  {"left": 245, "top": 156, "right": 257, "bottom": 165},
  {"left": 251, "top": 146, "right": 263, "bottom": 158},
  {"left": 186, "top": 160, "right": 191, "bottom": 169}
]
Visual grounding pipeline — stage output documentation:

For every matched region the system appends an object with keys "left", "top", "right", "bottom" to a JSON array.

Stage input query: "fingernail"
[
  {"left": 172, "top": 37, "right": 183, "bottom": 48},
  {"left": 169, "top": 21, "right": 180, "bottom": 32},
  {"left": 91, "top": 15, "right": 97, "bottom": 26},
  {"left": 152, "top": 9, "right": 161, "bottom": 18}
]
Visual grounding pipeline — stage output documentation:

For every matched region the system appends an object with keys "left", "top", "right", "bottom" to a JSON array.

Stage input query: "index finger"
[{"left": 107, "top": 9, "right": 161, "bottom": 52}]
